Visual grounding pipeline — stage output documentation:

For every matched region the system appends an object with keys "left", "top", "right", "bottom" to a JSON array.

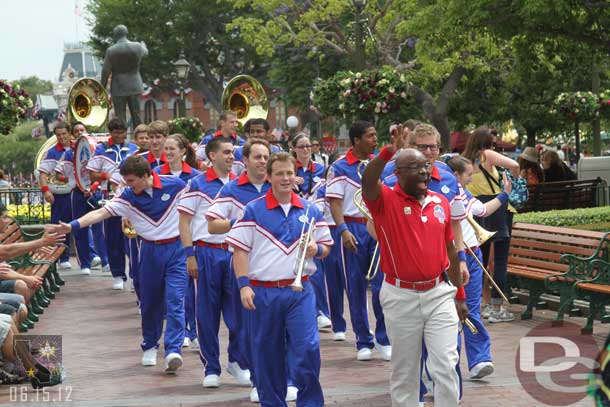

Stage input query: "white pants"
[{"left": 380, "top": 279, "right": 460, "bottom": 407}]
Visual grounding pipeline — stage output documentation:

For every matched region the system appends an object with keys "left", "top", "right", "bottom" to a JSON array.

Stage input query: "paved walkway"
[{"left": 0, "top": 263, "right": 607, "bottom": 406}]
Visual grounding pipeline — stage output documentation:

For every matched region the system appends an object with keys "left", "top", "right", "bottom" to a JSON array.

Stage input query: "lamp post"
[
  {"left": 350, "top": 0, "right": 367, "bottom": 71},
  {"left": 173, "top": 52, "right": 191, "bottom": 118}
]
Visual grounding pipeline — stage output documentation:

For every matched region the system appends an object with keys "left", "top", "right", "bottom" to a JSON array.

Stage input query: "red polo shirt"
[{"left": 364, "top": 184, "right": 453, "bottom": 282}]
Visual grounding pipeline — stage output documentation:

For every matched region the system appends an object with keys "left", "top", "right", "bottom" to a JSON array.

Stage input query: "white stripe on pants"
[{"left": 379, "top": 279, "right": 460, "bottom": 407}]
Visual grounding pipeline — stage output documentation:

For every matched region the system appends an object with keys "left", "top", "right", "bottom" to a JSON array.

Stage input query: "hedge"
[{"left": 514, "top": 206, "right": 610, "bottom": 231}]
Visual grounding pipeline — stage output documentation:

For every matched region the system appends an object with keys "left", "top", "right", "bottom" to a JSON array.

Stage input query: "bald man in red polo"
[{"left": 361, "top": 129, "right": 468, "bottom": 407}]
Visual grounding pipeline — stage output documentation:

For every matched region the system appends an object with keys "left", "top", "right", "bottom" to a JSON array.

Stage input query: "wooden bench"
[
  {"left": 573, "top": 259, "right": 610, "bottom": 334},
  {"left": 519, "top": 178, "right": 607, "bottom": 213},
  {"left": 0, "top": 217, "right": 66, "bottom": 330},
  {"left": 507, "top": 223, "right": 610, "bottom": 327}
]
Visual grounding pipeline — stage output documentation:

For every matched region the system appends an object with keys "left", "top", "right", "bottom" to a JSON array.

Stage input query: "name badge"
[
  {"left": 404, "top": 207, "right": 411, "bottom": 215},
  {"left": 161, "top": 193, "right": 170, "bottom": 201}
]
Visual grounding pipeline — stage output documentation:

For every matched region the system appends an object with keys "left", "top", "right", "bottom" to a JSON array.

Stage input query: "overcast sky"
[{"left": 0, "top": 0, "right": 92, "bottom": 82}]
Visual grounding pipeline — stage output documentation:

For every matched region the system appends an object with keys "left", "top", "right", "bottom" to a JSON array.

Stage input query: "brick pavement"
[{"left": 0, "top": 262, "right": 607, "bottom": 407}]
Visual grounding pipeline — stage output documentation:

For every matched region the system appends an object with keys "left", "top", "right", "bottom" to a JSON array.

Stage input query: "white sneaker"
[
  {"left": 112, "top": 277, "right": 124, "bottom": 290},
  {"left": 91, "top": 256, "right": 102, "bottom": 268},
  {"left": 190, "top": 338, "right": 200, "bottom": 351},
  {"left": 58, "top": 261, "right": 72, "bottom": 269},
  {"left": 374, "top": 341, "right": 392, "bottom": 361},
  {"left": 227, "top": 361, "right": 251, "bottom": 386},
  {"left": 250, "top": 387, "right": 260, "bottom": 403},
  {"left": 469, "top": 361, "right": 494, "bottom": 379},
  {"left": 333, "top": 331, "right": 346, "bottom": 341},
  {"left": 357, "top": 348, "right": 373, "bottom": 361},
  {"left": 488, "top": 307, "right": 515, "bottom": 323},
  {"left": 286, "top": 385, "right": 298, "bottom": 402},
  {"left": 203, "top": 374, "right": 220, "bottom": 388},
  {"left": 481, "top": 304, "right": 492, "bottom": 319},
  {"left": 141, "top": 348, "right": 158, "bottom": 366},
  {"left": 101, "top": 265, "right": 110, "bottom": 273},
  {"left": 182, "top": 337, "right": 191, "bottom": 348},
  {"left": 80, "top": 267, "right": 91, "bottom": 275},
  {"left": 317, "top": 315, "right": 332, "bottom": 330},
  {"left": 164, "top": 353, "right": 183, "bottom": 374}
]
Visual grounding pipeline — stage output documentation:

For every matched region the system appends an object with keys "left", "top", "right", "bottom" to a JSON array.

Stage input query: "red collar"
[
  {"left": 205, "top": 167, "right": 235, "bottom": 182},
  {"left": 265, "top": 189, "right": 304, "bottom": 209},
  {"left": 345, "top": 148, "right": 373, "bottom": 165},
  {"left": 431, "top": 163, "right": 441, "bottom": 181},
  {"left": 214, "top": 130, "right": 236, "bottom": 140},
  {"left": 238, "top": 171, "right": 268, "bottom": 186},
  {"left": 55, "top": 142, "right": 74, "bottom": 152},
  {"left": 147, "top": 151, "right": 167, "bottom": 165},
  {"left": 135, "top": 172, "right": 162, "bottom": 195},
  {"left": 159, "top": 161, "right": 192, "bottom": 175},
  {"left": 296, "top": 160, "right": 315, "bottom": 171}
]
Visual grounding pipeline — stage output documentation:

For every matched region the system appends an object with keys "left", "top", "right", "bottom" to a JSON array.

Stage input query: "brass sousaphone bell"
[{"left": 221, "top": 75, "right": 269, "bottom": 125}]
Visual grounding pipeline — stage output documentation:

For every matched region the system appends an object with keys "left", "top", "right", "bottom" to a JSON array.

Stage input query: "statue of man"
[{"left": 101, "top": 25, "right": 148, "bottom": 128}]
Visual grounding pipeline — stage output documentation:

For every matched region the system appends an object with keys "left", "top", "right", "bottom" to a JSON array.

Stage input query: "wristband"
[
  {"left": 69, "top": 220, "right": 81, "bottom": 232},
  {"left": 497, "top": 191, "right": 509, "bottom": 205},
  {"left": 183, "top": 246, "right": 195, "bottom": 257},
  {"left": 315, "top": 244, "right": 324, "bottom": 258},
  {"left": 236, "top": 276, "right": 250, "bottom": 289},
  {"left": 229, "top": 218, "right": 237, "bottom": 227},
  {"left": 379, "top": 145, "right": 394, "bottom": 162},
  {"left": 455, "top": 286, "right": 466, "bottom": 301},
  {"left": 100, "top": 172, "right": 108, "bottom": 181},
  {"left": 336, "top": 223, "right": 348, "bottom": 235},
  {"left": 41, "top": 186, "right": 49, "bottom": 193},
  {"left": 457, "top": 250, "right": 467, "bottom": 262}
]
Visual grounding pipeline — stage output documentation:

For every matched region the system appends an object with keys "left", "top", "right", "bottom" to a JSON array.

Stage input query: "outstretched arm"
[
  {"left": 0, "top": 232, "right": 66, "bottom": 261},
  {"left": 46, "top": 207, "right": 112, "bottom": 235}
]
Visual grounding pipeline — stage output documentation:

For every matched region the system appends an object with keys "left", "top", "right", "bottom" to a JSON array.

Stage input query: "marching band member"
[
  {"left": 178, "top": 137, "right": 248, "bottom": 388},
  {"left": 232, "top": 118, "right": 281, "bottom": 177},
  {"left": 227, "top": 152, "right": 332, "bottom": 407},
  {"left": 139, "top": 120, "right": 168, "bottom": 168},
  {"left": 447, "top": 155, "right": 511, "bottom": 380},
  {"left": 291, "top": 133, "right": 330, "bottom": 329},
  {"left": 326, "top": 121, "right": 390, "bottom": 361},
  {"left": 132, "top": 124, "right": 150, "bottom": 153},
  {"left": 207, "top": 138, "right": 272, "bottom": 402},
  {"left": 37, "top": 122, "right": 74, "bottom": 270},
  {"left": 197, "top": 110, "right": 243, "bottom": 165},
  {"left": 87, "top": 118, "right": 138, "bottom": 290},
  {"left": 154, "top": 133, "right": 200, "bottom": 348},
  {"left": 314, "top": 179, "right": 347, "bottom": 341},
  {"left": 47, "top": 155, "right": 189, "bottom": 374},
  {"left": 361, "top": 128, "right": 468, "bottom": 406}
]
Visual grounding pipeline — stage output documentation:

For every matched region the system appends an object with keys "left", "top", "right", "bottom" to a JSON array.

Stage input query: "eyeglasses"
[
  {"left": 311, "top": 143, "right": 320, "bottom": 147},
  {"left": 295, "top": 145, "right": 312, "bottom": 149},
  {"left": 415, "top": 144, "right": 439, "bottom": 152},
  {"left": 396, "top": 162, "right": 433, "bottom": 172}
]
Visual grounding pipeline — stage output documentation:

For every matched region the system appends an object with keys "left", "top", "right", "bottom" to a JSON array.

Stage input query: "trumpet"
[
  {"left": 464, "top": 318, "right": 478, "bottom": 335},
  {"left": 291, "top": 210, "right": 316, "bottom": 292},
  {"left": 122, "top": 218, "right": 138, "bottom": 239},
  {"left": 353, "top": 161, "right": 380, "bottom": 281},
  {"left": 465, "top": 214, "right": 510, "bottom": 304}
]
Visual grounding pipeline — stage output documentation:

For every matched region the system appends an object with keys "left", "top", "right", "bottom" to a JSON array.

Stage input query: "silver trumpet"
[
  {"left": 353, "top": 161, "right": 380, "bottom": 281},
  {"left": 291, "top": 212, "right": 316, "bottom": 292}
]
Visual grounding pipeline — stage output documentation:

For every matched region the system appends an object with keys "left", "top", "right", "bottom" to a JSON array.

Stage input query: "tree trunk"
[
  {"left": 412, "top": 66, "right": 466, "bottom": 150},
  {"left": 525, "top": 126, "right": 537, "bottom": 147},
  {"left": 592, "top": 60, "right": 602, "bottom": 156}
]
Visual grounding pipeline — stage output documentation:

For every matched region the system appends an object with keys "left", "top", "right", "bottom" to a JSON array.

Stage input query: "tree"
[
  {"left": 0, "top": 121, "right": 45, "bottom": 176},
  {"left": 12, "top": 76, "right": 53, "bottom": 106},
  {"left": 87, "top": 0, "right": 267, "bottom": 112},
  {"left": 227, "top": 0, "right": 510, "bottom": 148}
]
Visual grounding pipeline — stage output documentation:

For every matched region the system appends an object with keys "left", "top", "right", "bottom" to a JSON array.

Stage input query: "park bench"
[
  {"left": 571, "top": 259, "right": 610, "bottom": 334},
  {"left": 519, "top": 178, "right": 607, "bottom": 213},
  {"left": 507, "top": 223, "right": 610, "bottom": 332},
  {"left": 0, "top": 217, "right": 65, "bottom": 331}
]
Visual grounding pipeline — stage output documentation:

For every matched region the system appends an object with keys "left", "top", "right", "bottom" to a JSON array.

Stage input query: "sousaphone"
[
  {"left": 221, "top": 75, "right": 269, "bottom": 125},
  {"left": 35, "top": 78, "right": 109, "bottom": 193}
]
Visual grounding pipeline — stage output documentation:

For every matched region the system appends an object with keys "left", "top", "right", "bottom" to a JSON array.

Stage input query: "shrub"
[{"left": 515, "top": 206, "right": 610, "bottom": 230}]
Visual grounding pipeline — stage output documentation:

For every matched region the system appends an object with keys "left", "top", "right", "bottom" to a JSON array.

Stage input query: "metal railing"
[{"left": 0, "top": 188, "right": 50, "bottom": 224}]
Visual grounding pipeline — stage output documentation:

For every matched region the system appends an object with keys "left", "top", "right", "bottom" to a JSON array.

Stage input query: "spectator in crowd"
[
  {"left": 311, "top": 139, "right": 329, "bottom": 167},
  {"left": 518, "top": 147, "right": 544, "bottom": 185},
  {"left": 0, "top": 170, "right": 10, "bottom": 206},
  {"left": 540, "top": 150, "right": 577, "bottom": 182}
]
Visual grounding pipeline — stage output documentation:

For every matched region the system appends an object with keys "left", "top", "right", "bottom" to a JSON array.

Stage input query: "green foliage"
[
  {"left": 0, "top": 121, "right": 45, "bottom": 175},
  {"left": 312, "top": 68, "right": 416, "bottom": 127},
  {"left": 12, "top": 76, "right": 53, "bottom": 104},
  {"left": 168, "top": 116, "right": 204, "bottom": 143},
  {"left": 515, "top": 206, "right": 610, "bottom": 230},
  {"left": 0, "top": 80, "right": 33, "bottom": 135}
]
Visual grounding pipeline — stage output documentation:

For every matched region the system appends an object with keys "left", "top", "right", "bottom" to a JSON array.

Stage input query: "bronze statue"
[{"left": 101, "top": 25, "right": 148, "bottom": 128}]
